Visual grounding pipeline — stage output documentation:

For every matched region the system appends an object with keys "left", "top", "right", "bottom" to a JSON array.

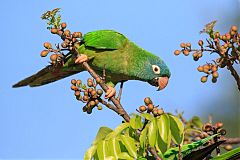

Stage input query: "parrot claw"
[
  {"left": 105, "top": 86, "right": 116, "bottom": 99},
  {"left": 75, "top": 54, "right": 88, "bottom": 64}
]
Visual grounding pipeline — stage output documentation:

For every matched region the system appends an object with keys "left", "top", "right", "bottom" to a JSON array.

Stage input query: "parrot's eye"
[{"left": 152, "top": 65, "right": 160, "bottom": 74}]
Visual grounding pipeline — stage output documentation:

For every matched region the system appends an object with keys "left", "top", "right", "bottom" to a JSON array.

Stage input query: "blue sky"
[{"left": 0, "top": 0, "right": 239, "bottom": 159}]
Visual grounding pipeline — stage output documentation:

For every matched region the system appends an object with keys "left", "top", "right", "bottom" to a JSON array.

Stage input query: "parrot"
[{"left": 13, "top": 30, "right": 171, "bottom": 98}]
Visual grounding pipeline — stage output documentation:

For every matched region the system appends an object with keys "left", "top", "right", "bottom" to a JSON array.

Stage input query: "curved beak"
[
  {"left": 148, "top": 77, "right": 169, "bottom": 90},
  {"left": 157, "top": 77, "right": 169, "bottom": 90}
]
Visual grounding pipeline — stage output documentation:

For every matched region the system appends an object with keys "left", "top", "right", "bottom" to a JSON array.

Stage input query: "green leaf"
[
  {"left": 107, "top": 138, "right": 121, "bottom": 159},
  {"left": 156, "top": 114, "right": 171, "bottom": 153},
  {"left": 118, "top": 152, "right": 134, "bottom": 160},
  {"left": 84, "top": 145, "right": 97, "bottom": 160},
  {"left": 120, "top": 135, "right": 137, "bottom": 158},
  {"left": 140, "top": 113, "right": 154, "bottom": 121},
  {"left": 169, "top": 115, "right": 184, "bottom": 145},
  {"left": 105, "top": 123, "right": 129, "bottom": 140},
  {"left": 105, "top": 156, "right": 116, "bottom": 160},
  {"left": 140, "top": 124, "right": 149, "bottom": 149},
  {"left": 97, "top": 140, "right": 110, "bottom": 159},
  {"left": 164, "top": 134, "right": 220, "bottom": 159},
  {"left": 93, "top": 127, "right": 113, "bottom": 145},
  {"left": 148, "top": 118, "right": 157, "bottom": 147},
  {"left": 191, "top": 116, "right": 203, "bottom": 129},
  {"left": 211, "top": 147, "right": 240, "bottom": 160},
  {"left": 130, "top": 114, "right": 143, "bottom": 129}
]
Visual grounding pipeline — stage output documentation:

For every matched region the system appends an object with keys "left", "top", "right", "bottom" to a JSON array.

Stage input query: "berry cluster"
[
  {"left": 184, "top": 120, "right": 230, "bottom": 151},
  {"left": 174, "top": 23, "right": 240, "bottom": 87},
  {"left": 138, "top": 97, "right": 164, "bottom": 116},
  {"left": 197, "top": 64, "right": 219, "bottom": 83},
  {"left": 40, "top": 8, "right": 82, "bottom": 65},
  {"left": 70, "top": 78, "right": 104, "bottom": 114}
]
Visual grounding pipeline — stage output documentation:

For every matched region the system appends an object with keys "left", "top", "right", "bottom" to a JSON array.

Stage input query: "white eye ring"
[{"left": 152, "top": 65, "right": 160, "bottom": 74}]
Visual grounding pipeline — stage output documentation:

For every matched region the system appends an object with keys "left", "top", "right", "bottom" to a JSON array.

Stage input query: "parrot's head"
[{"left": 143, "top": 56, "right": 171, "bottom": 90}]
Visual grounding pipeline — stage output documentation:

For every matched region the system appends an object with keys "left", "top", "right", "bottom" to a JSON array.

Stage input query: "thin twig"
[
  {"left": 178, "top": 145, "right": 182, "bottom": 160},
  {"left": 148, "top": 146, "right": 162, "bottom": 160},
  {"left": 222, "top": 137, "right": 240, "bottom": 144},
  {"left": 117, "top": 81, "right": 124, "bottom": 101},
  {"left": 102, "top": 64, "right": 106, "bottom": 83},
  {"left": 226, "top": 61, "right": 240, "bottom": 91}
]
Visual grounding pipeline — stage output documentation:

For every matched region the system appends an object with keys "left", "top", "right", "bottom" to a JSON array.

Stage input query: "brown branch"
[
  {"left": 213, "top": 39, "right": 240, "bottom": 91},
  {"left": 117, "top": 81, "right": 124, "bottom": 101},
  {"left": 98, "top": 97, "right": 118, "bottom": 113},
  {"left": 82, "top": 62, "right": 131, "bottom": 122},
  {"left": 223, "top": 137, "right": 240, "bottom": 144},
  {"left": 226, "top": 63, "right": 240, "bottom": 91},
  {"left": 148, "top": 146, "right": 162, "bottom": 160}
]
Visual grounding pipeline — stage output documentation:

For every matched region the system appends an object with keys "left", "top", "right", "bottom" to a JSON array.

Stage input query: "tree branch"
[
  {"left": 226, "top": 63, "right": 240, "bottom": 91},
  {"left": 148, "top": 146, "right": 162, "bottom": 160},
  {"left": 81, "top": 61, "right": 131, "bottom": 122},
  {"left": 117, "top": 81, "right": 124, "bottom": 101},
  {"left": 223, "top": 137, "right": 240, "bottom": 144}
]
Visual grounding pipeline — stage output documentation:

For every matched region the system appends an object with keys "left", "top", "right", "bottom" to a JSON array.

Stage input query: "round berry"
[
  {"left": 174, "top": 50, "right": 181, "bottom": 56},
  {"left": 231, "top": 25, "right": 238, "bottom": 32},
  {"left": 197, "top": 66, "right": 204, "bottom": 72},
  {"left": 201, "top": 76, "right": 208, "bottom": 83},
  {"left": 211, "top": 65, "right": 218, "bottom": 72},
  {"left": 186, "top": 42, "right": 191, "bottom": 47},
  {"left": 61, "top": 42, "right": 68, "bottom": 48},
  {"left": 147, "top": 104, "right": 154, "bottom": 111},
  {"left": 75, "top": 91, "right": 80, "bottom": 97},
  {"left": 61, "top": 22, "right": 67, "bottom": 29},
  {"left": 180, "top": 43, "right": 186, "bottom": 48},
  {"left": 51, "top": 28, "right": 58, "bottom": 34},
  {"left": 97, "top": 89, "right": 103, "bottom": 96},
  {"left": 139, "top": 105, "right": 147, "bottom": 112},
  {"left": 71, "top": 85, "right": 78, "bottom": 91},
  {"left": 183, "top": 50, "right": 189, "bottom": 56},
  {"left": 64, "top": 30, "right": 71, "bottom": 37},
  {"left": 83, "top": 95, "right": 88, "bottom": 101},
  {"left": 215, "top": 122, "right": 223, "bottom": 128},
  {"left": 76, "top": 80, "right": 82, "bottom": 86},
  {"left": 198, "top": 40, "right": 203, "bottom": 46},
  {"left": 144, "top": 97, "right": 152, "bottom": 105},
  {"left": 212, "top": 77, "right": 217, "bottom": 83},
  {"left": 50, "top": 54, "right": 58, "bottom": 61},
  {"left": 71, "top": 79, "right": 77, "bottom": 85},
  {"left": 224, "top": 145, "right": 233, "bottom": 151},
  {"left": 43, "top": 42, "right": 52, "bottom": 49},
  {"left": 97, "top": 105, "right": 103, "bottom": 110},
  {"left": 40, "top": 50, "right": 49, "bottom": 57},
  {"left": 212, "top": 71, "right": 219, "bottom": 78},
  {"left": 157, "top": 109, "right": 164, "bottom": 115},
  {"left": 89, "top": 100, "right": 95, "bottom": 107}
]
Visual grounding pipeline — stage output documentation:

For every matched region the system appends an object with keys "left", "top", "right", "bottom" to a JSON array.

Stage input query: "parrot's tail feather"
[{"left": 12, "top": 65, "right": 81, "bottom": 88}]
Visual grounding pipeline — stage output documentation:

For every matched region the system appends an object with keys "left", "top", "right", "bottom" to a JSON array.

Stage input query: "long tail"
[{"left": 12, "top": 63, "right": 82, "bottom": 88}]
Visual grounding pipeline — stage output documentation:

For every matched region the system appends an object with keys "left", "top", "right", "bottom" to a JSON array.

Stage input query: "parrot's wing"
[
  {"left": 83, "top": 30, "right": 127, "bottom": 50},
  {"left": 12, "top": 63, "right": 81, "bottom": 87},
  {"left": 13, "top": 53, "right": 84, "bottom": 88}
]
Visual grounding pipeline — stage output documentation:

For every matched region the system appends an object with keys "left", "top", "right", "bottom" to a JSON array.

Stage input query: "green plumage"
[{"left": 13, "top": 30, "right": 170, "bottom": 88}]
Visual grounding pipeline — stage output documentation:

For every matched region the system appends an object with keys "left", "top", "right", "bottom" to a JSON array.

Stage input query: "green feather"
[{"left": 83, "top": 30, "right": 127, "bottom": 50}]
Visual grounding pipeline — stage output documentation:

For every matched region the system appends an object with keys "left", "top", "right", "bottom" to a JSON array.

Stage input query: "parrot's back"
[{"left": 12, "top": 30, "right": 129, "bottom": 88}]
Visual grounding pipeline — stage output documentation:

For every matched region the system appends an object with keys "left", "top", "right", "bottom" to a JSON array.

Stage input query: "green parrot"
[{"left": 13, "top": 30, "right": 171, "bottom": 97}]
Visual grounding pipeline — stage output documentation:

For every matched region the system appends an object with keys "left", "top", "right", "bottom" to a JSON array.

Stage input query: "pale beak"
[{"left": 157, "top": 77, "right": 169, "bottom": 90}]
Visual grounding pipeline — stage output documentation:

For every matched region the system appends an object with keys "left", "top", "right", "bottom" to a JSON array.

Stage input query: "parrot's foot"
[
  {"left": 75, "top": 54, "right": 88, "bottom": 64},
  {"left": 105, "top": 86, "right": 116, "bottom": 99}
]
